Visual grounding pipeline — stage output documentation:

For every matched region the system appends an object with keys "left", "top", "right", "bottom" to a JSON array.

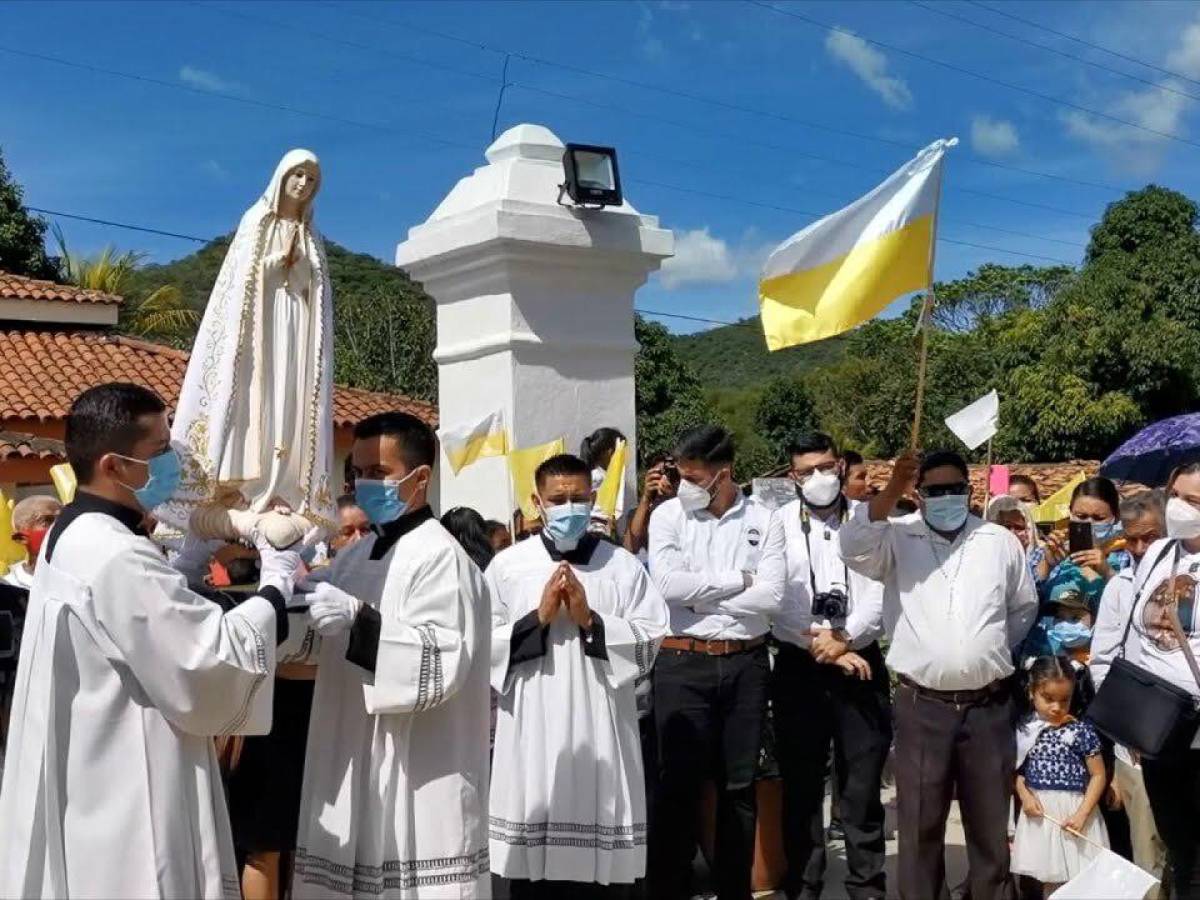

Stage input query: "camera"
[
  {"left": 661, "top": 458, "right": 681, "bottom": 490},
  {"left": 812, "top": 588, "right": 849, "bottom": 621}
]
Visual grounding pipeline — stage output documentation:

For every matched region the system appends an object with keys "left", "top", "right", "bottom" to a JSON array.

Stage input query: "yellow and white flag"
[
  {"left": 759, "top": 137, "right": 957, "bottom": 351},
  {"left": 50, "top": 462, "right": 77, "bottom": 504},
  {"left": 595, "top": 438, "right": 628, "bottom": 521},
  {"left": 439, "top": 410, "right": 509, "bottom": 475},
  {"left": 508, "top": 438, "right": 566, "bottom": 521}
]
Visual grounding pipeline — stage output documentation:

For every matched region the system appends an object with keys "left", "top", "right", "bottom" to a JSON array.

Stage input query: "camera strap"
[{"left": 800, "top": 499, "right": 849, "bottom": 602}]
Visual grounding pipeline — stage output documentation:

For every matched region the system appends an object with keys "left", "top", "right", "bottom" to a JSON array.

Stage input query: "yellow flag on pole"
[
  {"left": 595, "top": 438, "right": 627, "bottom": 521},
  {"left": 759, "top": 138, "right": 956, "bottom": 350},
  {"left": 508, "top": 438, "right": 566, "bottom": 521},
  {"left": 50, "top": 463, "right": 77, "bottom": 504},
  {"left": 439, "top": 410, "right": 509, "bottom": 475},
  {"left": 1032, "top": 472, "right": 1088, "bottom": 525}
]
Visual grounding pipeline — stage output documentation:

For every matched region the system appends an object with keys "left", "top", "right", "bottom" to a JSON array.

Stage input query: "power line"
[
  {"left": 968, "top": 0, "right": 1200, "bottom": 91},
  {"left": 28, "top": 208, "right": 210, "bottom": 243},
  {"left": 908, "top": 0, "right": 1200, "bottom": 104},
  {"left": 325, "top": 1, "right": 1130, "bottom": 195},
  {"left": 3, "top": 38, "right": 1079, "bottom": 263},
  {"left": 27, "top": 206, "right": 748, "bottom": 329},
  {"left": 750, "top": 0, "right": 1200, "bottom": 151}
]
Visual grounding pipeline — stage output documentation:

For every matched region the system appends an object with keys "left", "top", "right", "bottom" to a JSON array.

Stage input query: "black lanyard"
[{"left": 800, "top": 499, "right": 849, "bottom": 601}]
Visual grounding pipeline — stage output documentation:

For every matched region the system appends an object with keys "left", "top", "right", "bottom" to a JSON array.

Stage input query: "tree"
[
  {"left": 754, "top": 376, "right": 817, "bottom": 461},
  {"left": 55, "top": 226, "right": 199, "bottom": 347},
  {"left": 634, "top": 317, "right": 714, "bottom": 465},
  {"left": 930, "top": 264, "right": 1073, "bottom": 332},
  {"left": 333, "top": 283, "right": 436, "bottom": 400},
  {"left": 0, "top": 147, "right": 59, "bottom": 280},
  {"left": 1086, "top": 186, "right": 1197, "bottom": 264}
]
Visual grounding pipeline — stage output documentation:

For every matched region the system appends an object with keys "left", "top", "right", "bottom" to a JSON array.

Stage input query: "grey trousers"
[{"left": 893, "top": 679, "right": 1016, "bottom": 900}]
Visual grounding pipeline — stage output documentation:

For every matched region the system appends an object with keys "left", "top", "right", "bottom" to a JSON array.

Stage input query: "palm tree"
[{"left": 53, "top": 225, "right": 199, "bottom": 346}]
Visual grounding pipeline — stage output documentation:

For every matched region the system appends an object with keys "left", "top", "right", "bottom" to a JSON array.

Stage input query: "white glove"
[
  {"left": 172, "top": 533, "right": 223, "bottom": 589},
  {"left": 256, "top": 532, "right": 305, "bottom": 598},
  {"left": 307, "top": 582, "right": 363, "bottom": 637}
]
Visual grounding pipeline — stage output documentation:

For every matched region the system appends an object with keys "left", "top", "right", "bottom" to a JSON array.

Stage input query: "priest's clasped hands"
[{"left": 537, "top": 561, "right": 594, "bottom": 631}]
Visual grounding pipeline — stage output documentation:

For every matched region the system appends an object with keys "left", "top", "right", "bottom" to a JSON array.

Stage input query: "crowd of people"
[{"left": 0, "top": 382, "right": 1197, "bottom": 900}]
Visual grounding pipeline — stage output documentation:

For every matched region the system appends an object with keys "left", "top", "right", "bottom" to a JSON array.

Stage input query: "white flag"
[
  {"left": 944, "top": 390, "right": 999, "bottom": 451},
  {"left": 1049, "top": 849, "right": 1158, "bottom": 899}
]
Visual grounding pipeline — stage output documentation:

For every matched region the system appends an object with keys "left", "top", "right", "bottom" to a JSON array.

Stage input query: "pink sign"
[{"left": 989, "top": 465, "right": 1010, "bottom": 497}]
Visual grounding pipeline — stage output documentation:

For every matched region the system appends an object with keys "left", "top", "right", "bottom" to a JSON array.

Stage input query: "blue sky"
[{"left": 5, "top": 0, "right": 1200, "bottom": 333}]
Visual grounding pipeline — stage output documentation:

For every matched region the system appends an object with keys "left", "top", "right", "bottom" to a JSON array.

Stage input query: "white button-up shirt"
[
  {"left": 648, "top": 494, "right": 786, "bottom": 640},
  {"left": 838, "top": 504, "right": 1037, "bottom": 691},
  {"left": 772, "top": 498, "right": 883, "bottom": 650}
]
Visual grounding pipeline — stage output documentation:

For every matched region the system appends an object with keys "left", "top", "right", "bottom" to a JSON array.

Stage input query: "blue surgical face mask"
[
  {"left": 923, "top": 494, "right": 969, "bottom": 532},
  {"left": 116, "top": 447, "right": 182, "bottom": 511},
  {"left": 539, "top": 500, "right": 592, "bottom": 550},
  {"left": 1092, "top": 521, "right": 1121, "bottom": 544},
  {"left": 355, "top": 469, "right": 421, "bottom": 526},
  {"left": 1045, "top": 616, "right": 1093, "bottom": 654}
]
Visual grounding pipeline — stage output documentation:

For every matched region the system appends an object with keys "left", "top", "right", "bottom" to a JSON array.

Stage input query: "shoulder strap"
[{"left": 1118, "top": 540, "right": 1177, "bottom": 658}]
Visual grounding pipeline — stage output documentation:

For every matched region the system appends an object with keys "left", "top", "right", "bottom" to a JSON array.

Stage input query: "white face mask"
[
  {"left": 1166, "top": 497, "right": 1200, "bottom": 539},
  {"left": 800, "top": 468, "right": 842, "bottom": 508},
  {"left": 678, "top": 472, "right": 719, "bottom": 513}
]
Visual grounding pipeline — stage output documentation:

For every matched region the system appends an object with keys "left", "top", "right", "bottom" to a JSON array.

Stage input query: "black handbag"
[{"left": 1087, "top": 541, "right": 1200, "bottom": 758}]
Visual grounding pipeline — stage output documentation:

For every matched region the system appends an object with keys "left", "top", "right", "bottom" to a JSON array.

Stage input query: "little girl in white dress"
[{"left": 1012, "top": 655, "right": 1109, "bottom": 896}]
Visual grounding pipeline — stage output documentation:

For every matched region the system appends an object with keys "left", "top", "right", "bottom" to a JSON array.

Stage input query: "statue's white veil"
[{"left": 159, "top": 149, "right": 336, "bottom": 530}]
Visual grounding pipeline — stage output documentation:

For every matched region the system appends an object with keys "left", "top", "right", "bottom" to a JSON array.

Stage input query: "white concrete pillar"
[{"left": 397, "top": 124, "right": 673, "bottom": 523}]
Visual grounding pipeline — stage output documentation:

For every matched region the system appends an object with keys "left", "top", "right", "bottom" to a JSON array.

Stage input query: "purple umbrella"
[{"left": 1101, "top": 413, "right": 1200, "bottom": 486}]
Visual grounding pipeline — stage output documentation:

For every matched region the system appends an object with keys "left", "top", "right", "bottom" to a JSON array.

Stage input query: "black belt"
[{"left": 898, "top": 674, "right": 1012, "bottom": 707}]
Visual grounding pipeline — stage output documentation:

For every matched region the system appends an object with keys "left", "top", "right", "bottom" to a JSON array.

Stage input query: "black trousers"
[
  {"left": 893, "top": 679, "right": 1015, "bottom": 900},
  {"left": 1144, "top": 747, "right": 1200, "bottom": 899},
  {"left": 649, "top": 643, "right": 770, "bottom": 900},
  {"left": 772, "top": 641, "right": 891, "bottom": 900}
]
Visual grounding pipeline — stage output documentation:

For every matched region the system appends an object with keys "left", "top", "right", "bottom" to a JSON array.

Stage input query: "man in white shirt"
[
  {"left": 772, "top": 433, "right": 889, "bottom": 900},
  {"left": 1089, "top": 490, "right": 1168, "bottom": 889},
  {"left": 292, "top": 412, "right": 492, "bottom": 899},
  {"left": 839, "top": 449, "right": 1036, "bottom": 900},
  {"left": 647, "top": 425, "right": 787, "bottom": 900},
  {"left": 488, "top": 453, "right": 668, "bottom": 897},
  {"left": 0, "top": 382, "right": 303, "bottom": 899}
]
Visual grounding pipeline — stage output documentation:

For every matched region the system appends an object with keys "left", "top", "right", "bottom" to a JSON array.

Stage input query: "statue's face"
[{"left": 283, "top": 163, "right": 318, "bottom": 203}]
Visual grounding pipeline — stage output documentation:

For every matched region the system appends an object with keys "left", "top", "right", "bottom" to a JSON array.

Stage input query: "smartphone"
[
  {"left": 1036, "top": 521, "right": 1054, "bottom": 537},
  {"left": 1068, "top": 520, "right": 1094, "bottom": 555}
]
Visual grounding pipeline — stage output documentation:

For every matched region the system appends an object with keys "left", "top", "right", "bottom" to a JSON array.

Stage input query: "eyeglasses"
[
  {"left": 918, "top": 482, "right": 969, "bottom": 499},
  {"left": 790, "top": 461, "right": 839, "bottom": 481}
]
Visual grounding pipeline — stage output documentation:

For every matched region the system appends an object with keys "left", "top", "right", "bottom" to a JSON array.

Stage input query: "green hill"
[
  {"left": 669, "top": 317, "right": 848, "bottom": 388},
  {"left": 125, "top": 237, "right": 439, "bottom": 403}
]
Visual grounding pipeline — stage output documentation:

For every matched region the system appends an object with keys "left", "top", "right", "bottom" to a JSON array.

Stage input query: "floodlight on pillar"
[{"left": 559, "top": 143, "right": 622, "bottom": 209}]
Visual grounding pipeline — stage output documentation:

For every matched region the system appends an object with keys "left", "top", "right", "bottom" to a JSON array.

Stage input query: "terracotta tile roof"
[
  {"left": 0, "top": 431, "right": 65, "bottom": 461},
  {"left": 0, "top": 272, "right": 122, "bottom": 306},
  {"left": 0, "top": 330, "right": 436, "bottom": 427},
  {"left": 861, "top": 459, "right": 1147, "bottom": 498}
]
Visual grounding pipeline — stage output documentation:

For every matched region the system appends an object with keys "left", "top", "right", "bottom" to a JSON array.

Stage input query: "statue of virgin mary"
[{"left": 159, "top": 149, "right": 336, "bottom": 539}]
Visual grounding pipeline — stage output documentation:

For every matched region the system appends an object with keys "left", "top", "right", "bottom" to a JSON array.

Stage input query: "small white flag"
[
  {"left": 1049, "top": 848, "right": 1158, "bottom": 899},
  {"left": 944, "top": 389, "right": 999, "bottom": 451}
]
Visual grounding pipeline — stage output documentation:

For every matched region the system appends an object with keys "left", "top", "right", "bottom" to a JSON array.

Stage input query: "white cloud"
[
  {"left": 635, "top": 3, "right": 667, "bottom": 62},
  {"left": 1061, "top": 17, "right": 1199, "bottom": 175},
  {"left": 970, "top": 115, "right": 1020, "bottom": 158},
  {"left": 659, "top": 228, "right": 738, "bottom": 289},
  {"left": 201, "top": 159, "right": 230, "bottom": 181},
  {"left": 1061, "top": 80, "right": 1187, "bottom": 175},
  {"left": 179, "top": 65, "right": 239, "bottom": 93},
  {"left": 824, "top": 29, "right": 913, "bottom": 111}
]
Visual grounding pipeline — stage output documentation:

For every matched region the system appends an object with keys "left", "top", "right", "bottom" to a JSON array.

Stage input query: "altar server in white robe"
[
  {"left": 488, "top": 453, "right": 668, "bottom": 898},
  {"left": 0, "top": 382, "right": 303, "bottom": 900},
  {"left": 293, "top": 411, "right": 492, "bottom": 900}
]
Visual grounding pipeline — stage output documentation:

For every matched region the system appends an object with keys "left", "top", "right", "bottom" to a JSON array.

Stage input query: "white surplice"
[
  {"left": 488, "top": 536, "right": 668, "bottom": 885},
  {"left": 0, "top": 502, "right": 280, "bottom": 899},
  {"left": 294, "top": 514, "right": 492, "bottom": 899}
]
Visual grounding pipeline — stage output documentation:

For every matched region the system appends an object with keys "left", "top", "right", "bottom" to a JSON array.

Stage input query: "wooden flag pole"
[
  {"left": 910, "top": 289, "right": 935, "bottom": 451},
  {"left": 983, "top": 437, "right": 994, "bottom": 511}
]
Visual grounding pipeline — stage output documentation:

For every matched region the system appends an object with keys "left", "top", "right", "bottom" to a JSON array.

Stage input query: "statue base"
[{"left": 189, "top": 505, "right": 313, "bottom": 550}]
